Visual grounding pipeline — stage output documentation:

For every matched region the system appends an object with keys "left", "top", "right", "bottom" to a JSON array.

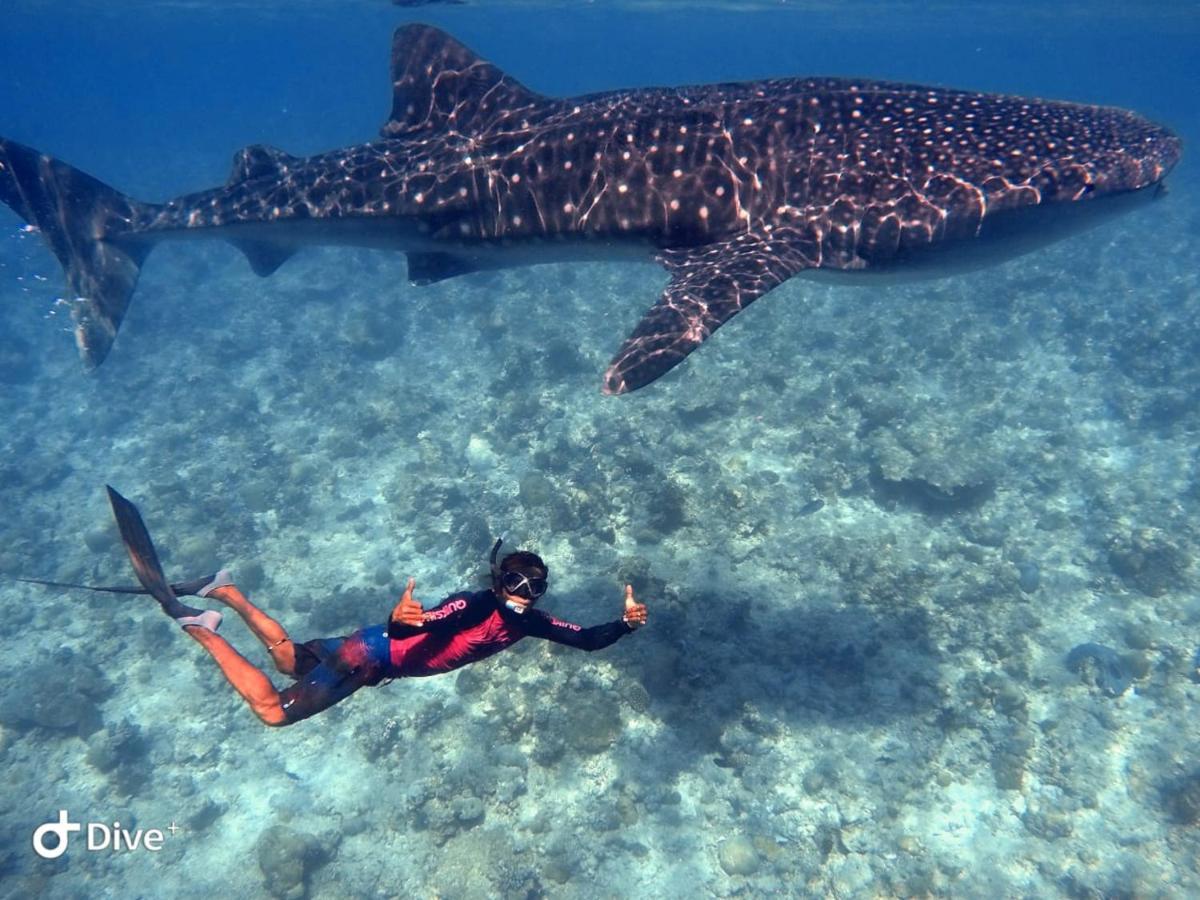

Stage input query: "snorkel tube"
[
  {"left": 491, "top": 536, "right": 523, "bottom": 612},
  {"left": 490, "top": 537, "right": 504, "bottom": 587}
]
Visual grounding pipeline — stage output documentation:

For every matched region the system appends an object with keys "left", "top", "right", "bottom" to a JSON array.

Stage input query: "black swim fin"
[{"left": 104, "top": 485, "right": 207, "bottom": 620}]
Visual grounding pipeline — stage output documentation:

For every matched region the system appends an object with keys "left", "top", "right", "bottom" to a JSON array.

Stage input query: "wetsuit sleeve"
[
  {"left": 387, "top": 591, "right": 488, "bottom": 640},
  {"left": 522, "top": 610, "right": 633, "bottom": 651}
]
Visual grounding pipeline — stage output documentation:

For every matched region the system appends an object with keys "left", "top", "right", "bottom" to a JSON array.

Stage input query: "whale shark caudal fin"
[
  {"left": 0, "top": 138, "right": 159, "bottom": 368},
  {"left": 0, "top": 137, "right": 302, "bottom": 364},
  {"left": 602, "top": 230, "right": 817, "bottom": 394},
  {"left": 381, "top": 23, "right": 545, "bottom": 138}
]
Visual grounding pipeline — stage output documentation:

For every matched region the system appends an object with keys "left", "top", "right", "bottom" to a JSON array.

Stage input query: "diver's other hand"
[
  {"left": 622, "top": 584, "right": 647, "bottom": 630},
  {"left": 390, "top": 577, "right": 425, "bottom": 628}
]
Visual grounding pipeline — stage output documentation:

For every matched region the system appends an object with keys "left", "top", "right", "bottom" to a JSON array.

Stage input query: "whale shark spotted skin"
[{"left": 0, "top": 24, "right": 1181, "bottom": 392}]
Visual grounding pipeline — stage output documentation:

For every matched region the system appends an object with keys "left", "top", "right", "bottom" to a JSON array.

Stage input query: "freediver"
[{"left": 26, "top": 486, "right": 648, "bottom": 726}]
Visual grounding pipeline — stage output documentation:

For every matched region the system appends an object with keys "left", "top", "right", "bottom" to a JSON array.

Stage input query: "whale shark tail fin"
[
  {"left": 382, "top": 24, "right": 545, "bottom": 138},
  {"left": 0, "top": 137, "right": 157, "bottom": 369}
]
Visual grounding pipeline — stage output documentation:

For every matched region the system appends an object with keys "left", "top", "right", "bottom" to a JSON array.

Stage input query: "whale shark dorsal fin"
[
  {"left": 227, "top": 144, "right": 299, "bottom": 185},
  {"left": 382, "top": 24, "right": 543, "bottom": 138}
]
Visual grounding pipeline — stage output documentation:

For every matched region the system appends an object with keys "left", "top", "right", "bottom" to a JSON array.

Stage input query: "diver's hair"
[{"left": 499, "top": 551, "right": 547, "bottom": 579}]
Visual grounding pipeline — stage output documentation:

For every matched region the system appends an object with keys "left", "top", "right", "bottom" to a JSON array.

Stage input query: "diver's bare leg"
[
  {"left": 205, "top": 584, "right": 298, "bottom": 676},
  {"left": 183, "top": 626, "right": 288, "bottom": 726}
]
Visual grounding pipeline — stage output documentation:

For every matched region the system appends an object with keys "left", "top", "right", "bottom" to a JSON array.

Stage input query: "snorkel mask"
[{"left": 490, "top": 538, "right": 549, "bottom": 614}]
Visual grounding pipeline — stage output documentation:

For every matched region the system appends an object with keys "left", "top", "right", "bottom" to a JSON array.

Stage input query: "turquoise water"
[{"left": 1, "top": 2, "right": 1198, "bottom": 897}]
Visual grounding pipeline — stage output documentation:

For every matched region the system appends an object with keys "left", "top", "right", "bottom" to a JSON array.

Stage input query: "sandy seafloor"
[{"left": 1, "top": 2, "right": 1199, "bottom": 898}]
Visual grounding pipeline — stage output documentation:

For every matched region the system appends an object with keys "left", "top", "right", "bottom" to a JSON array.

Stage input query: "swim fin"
[{"left": 104, "top": 485, "right": 220, "bottom": 629}]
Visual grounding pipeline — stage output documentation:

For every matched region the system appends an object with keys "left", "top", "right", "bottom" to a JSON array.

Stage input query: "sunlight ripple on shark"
[{"left": 0, "top": 24, "right": 1182, "bottom": 392}]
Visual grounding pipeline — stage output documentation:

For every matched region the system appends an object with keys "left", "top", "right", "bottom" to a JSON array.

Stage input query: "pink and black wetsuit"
[{"left": 278, "top": 589, "right": 633, "bottom": 722}]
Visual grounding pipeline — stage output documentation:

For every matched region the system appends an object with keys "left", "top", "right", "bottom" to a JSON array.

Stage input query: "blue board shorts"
[{"left": 277, "top": 625, "right": 390, "bottom": 723}]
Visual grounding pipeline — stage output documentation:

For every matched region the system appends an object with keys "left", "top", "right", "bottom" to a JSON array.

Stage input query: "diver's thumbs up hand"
[
  {"left": 390, "top": 577, "right": 425, "bottom": 628},
  {"left": 622, "top": 584, "right": 647, "bottom": 630}
]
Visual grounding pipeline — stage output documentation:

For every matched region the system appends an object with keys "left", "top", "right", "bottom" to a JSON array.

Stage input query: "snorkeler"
[{"left": 27, "top": 487, "right": 647, "bottom": 726}]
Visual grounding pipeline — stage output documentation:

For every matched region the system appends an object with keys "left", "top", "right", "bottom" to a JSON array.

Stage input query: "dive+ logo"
[{"left": 32, "top": 810, "right": 178, "bottom": 859}]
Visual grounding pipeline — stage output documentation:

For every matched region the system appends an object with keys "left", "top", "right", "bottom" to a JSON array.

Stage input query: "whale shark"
[{"left": 0, "top": 24, "right": 1181, "bottom": 393}]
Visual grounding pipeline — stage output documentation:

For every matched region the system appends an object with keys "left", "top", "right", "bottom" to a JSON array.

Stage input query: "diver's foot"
[
  {"left": 177, "top": 609, "right": 223, "bottom": 633},
  {"left": 197, "top": 570, "right": 234, "bottom": 599}
]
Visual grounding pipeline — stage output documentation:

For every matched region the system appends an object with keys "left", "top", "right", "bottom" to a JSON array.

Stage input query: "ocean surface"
[{"left": 1, "top": 2, "right": 1198, "bottom": 897}]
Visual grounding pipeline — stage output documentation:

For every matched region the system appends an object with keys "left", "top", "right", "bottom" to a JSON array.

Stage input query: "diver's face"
[{"left": 498, "top": 570, "right": 548, "bottom": 613}]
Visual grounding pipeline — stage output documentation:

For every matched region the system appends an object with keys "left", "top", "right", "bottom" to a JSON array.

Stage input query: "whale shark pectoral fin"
[
  {"left": 382, "top": 24, "right": 543, "bottom": 137},
  {"left": 405, "top": 251, "right": 480, "bottom": 285},
  {"left": 602, "top": 230, "right": 816, "bottom": 394}
]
